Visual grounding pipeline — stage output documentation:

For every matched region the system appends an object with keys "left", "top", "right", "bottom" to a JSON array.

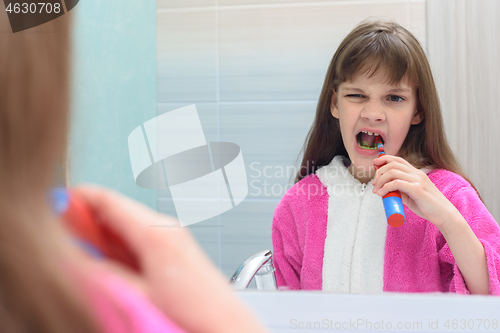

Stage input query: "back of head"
[
  {"left": 0, "top": 10, "right": 101, "bottom": 333},
  {"left": 0, "top": 8, "right": 69, "bottom": 195},
  {"left": 297, "top": 19, "right": 472, "bottom": 192}
]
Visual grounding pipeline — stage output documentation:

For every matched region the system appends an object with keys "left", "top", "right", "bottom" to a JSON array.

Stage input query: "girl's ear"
[
  {"left": 411, "top": 110, "right": 423, "bottom": 125},
  {"left": 331, "top": 90, "right": 339, "bottom": 119}
]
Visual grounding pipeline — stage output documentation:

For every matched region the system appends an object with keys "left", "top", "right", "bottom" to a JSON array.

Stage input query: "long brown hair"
[
  {"left": 0, "top": 10, "right": 102, "bottom": 333},
  {"left": 296, "top": 19, "right": 479, "bottom": 195}
]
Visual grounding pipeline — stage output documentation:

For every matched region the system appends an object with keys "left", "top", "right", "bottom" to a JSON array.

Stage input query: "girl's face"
[{"left": 331, "top": 68, "right": 422, "bottom": 183}]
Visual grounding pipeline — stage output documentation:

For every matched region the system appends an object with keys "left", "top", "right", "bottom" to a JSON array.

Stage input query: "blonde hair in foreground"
[
  {"left": 296, "top": 19, "right": 480, "bottom": 199},
  {"left": 0, "top": 10, "right": 102, "bottom": 333}
]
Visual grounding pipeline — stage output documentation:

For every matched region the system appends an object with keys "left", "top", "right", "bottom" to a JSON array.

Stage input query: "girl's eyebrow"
[
  {"left": 342, "top": 86, "right": 411, "bottom": 93},
  {"left": 387, "top": 88, "right": 412, "bottom": 93},
  {"left": 342, "top": 87, "right": 365, "bottom": 93}
]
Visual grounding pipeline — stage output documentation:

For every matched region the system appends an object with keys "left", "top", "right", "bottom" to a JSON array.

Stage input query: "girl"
[
  {"left": 272, "top": 19, "right": 500, "bottom": 295},
  {"left": 0, "top": 10, "right": 267, "bottom": 333}
]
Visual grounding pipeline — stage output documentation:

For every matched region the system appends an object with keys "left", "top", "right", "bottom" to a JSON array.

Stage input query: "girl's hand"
[
  {"left": 371, "top": 155, "right": 457, "bottom": 229},
  {"left": 73, "top": 184, "right": 269, "bottom": 333}
]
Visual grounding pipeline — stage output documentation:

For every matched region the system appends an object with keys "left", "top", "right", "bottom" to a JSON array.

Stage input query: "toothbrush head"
[
  {"left": 375, "top": 136, "right": 385, "bottom": 156},
  {"left": 375, "top": 136, "right": 384, "bottom": 150}
]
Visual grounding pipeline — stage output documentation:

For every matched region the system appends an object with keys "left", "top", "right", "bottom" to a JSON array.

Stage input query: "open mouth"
[{"left": 356, "top": 131, "right": 384, "bottom": 149}]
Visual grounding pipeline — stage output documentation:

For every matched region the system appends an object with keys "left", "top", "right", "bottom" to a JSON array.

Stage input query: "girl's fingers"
[
  {"left": 375, "top": 168, "right": 428, "bottom": 199},
  {"left": 74, "top": 184, "right": 179, "bottom": 226},
  {"left": 372, "top": 169, "right": 414, "bottom": 194},
  {"left": 372, "top": 158, "right": 415, "bottom": 186},
  {"left": 72, "top": 184, "right": 181, "bottom": 253},
  {"left": 375, "top": 178, "right": 414, "bottom": 197},
  {"left": 372, "top": 158, "right": 428, "bottom": 196},
  {"left": 373, "top": 154, "right": 412, "bottom": 168}
]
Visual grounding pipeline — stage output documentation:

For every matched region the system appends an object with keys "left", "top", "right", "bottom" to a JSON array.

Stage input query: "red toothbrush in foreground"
[{"left": 51, "top": 188, "right": 141, "bottom": 271}]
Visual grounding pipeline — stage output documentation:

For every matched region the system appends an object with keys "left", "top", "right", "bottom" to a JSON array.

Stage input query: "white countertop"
[{"left": 238, "top": 291, "right": 500, "bottom": 332}]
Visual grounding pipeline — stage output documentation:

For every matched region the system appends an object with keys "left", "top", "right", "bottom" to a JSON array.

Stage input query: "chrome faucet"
[{"left": 230, "top": 250, "right": 277, "bottom": 290}]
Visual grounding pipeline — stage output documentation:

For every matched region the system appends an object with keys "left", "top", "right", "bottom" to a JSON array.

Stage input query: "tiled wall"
[
  {"left": 427, "top": 0, "right": 500, "bottom": 223},
  {"left": 157, "top": 0, "right": 426, "bottom": 278}
]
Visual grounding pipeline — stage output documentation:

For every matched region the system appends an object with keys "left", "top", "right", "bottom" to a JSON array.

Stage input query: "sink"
[{"left": 237, "top": 290, "right": 500, "bottom": 332}]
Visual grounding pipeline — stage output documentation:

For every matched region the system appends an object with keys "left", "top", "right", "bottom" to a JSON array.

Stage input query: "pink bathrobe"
[{"left": 272, "top": 155, "right": 500, "bottom": 294}]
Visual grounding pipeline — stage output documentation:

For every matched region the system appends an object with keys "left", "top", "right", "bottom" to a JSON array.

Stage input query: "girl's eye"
[
  {"left": 346, "top": 94, "right": 364, "bottom": 98},
  {"left": 388, "top": 95, "right": 404, "bottom": 102}
]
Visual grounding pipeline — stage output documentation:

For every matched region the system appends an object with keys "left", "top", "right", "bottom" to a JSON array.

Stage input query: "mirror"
[
  {"left": 155, "top": 1, "right": 428, "bottom": 282},
  {"left": 71, "top": 0, "right": 500, "bottom": 294}
]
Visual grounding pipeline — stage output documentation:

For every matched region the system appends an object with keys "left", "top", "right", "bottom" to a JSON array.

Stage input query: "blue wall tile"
[{"left": 71, "top": 0, "right": 157, "bottom": 208}]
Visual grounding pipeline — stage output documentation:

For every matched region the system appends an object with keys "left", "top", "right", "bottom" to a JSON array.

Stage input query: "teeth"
[{"left": 360, "top": 130, "right": 380, "bottom": 136}]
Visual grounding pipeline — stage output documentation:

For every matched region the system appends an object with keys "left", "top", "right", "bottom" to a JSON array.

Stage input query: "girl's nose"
[{"left": 360, "top": 100, "right": 386, "bottom": 122}]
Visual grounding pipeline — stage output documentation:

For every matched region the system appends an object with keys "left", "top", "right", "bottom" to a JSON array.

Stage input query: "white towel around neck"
[{"left": 316, "top": 155, "right": 387, "bottom": 294}]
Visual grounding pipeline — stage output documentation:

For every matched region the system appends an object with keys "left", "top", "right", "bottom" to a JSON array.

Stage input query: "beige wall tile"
[
  {"left": 218, "top": 2, "right": 418, "bottom": 101},
  {"left": 410, "top": 0, "right": 427, "bottom": 47},
  {"left": 158, "top": 0, "right": 216, "bottom": 9},
  {"left": 219, "top": 0, "right": 383, "bottom": 5},
  {"left": 157, "top": 10, "right": 217, "bottom": 102}
]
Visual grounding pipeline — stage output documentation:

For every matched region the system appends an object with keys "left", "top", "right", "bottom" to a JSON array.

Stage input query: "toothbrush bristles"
[{"left": 376, "top": 136, "right": 385, "bottom": 154}]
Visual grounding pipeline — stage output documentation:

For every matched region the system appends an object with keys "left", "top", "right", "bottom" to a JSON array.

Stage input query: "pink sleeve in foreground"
[{"left": 85, "top": 269, "right": 186, "bottom": 333}]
